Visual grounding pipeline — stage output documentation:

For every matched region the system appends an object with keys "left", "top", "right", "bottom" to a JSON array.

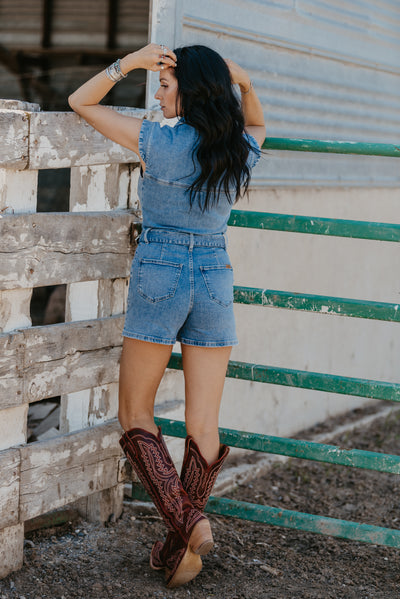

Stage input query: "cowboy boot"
[
  {"left": 120, "top": 427, "right": 213, "bottom": 587},
  {"left": 150, "top": 435, "right": 229, "bottom": 571}
]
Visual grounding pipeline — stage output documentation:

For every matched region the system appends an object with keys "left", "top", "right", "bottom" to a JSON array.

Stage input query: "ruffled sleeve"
[
  {"left": 138, "top": 119, "right": 159, "bottom": 163},
  {"left": 244, "top": 131, "right": 262, "bottom": 169}
]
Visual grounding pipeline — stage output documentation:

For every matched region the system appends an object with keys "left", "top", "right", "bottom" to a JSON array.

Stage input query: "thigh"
[
  {"left": 182, "top": 344, "right": 232, "bottom": 426},
  {"left": 119, "top": 337, "right": 173, "bottom": 414}
]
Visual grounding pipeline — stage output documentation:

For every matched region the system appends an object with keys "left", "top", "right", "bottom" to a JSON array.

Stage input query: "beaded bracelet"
[
  {"left": 105, "top": 59, "right": 127, "bottom": 83},
  {"left": 241, "top": 81, "right": 253, "bottom": 95}
]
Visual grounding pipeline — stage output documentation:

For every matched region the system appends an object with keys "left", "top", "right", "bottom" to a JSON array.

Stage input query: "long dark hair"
[{"left": 173, "top": 45, "right": 253, "bottom": 212}]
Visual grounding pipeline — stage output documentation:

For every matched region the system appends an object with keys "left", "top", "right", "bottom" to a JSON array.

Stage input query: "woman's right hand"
[{"left": 123, "top": 43, "right": 177, "bottom": 73}]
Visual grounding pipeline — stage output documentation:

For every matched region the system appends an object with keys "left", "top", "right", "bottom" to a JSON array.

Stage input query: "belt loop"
[
  {"left": 143, "top": 227, "right": 151, "bottom": 243},
  {"left": 189, "top": 233, "right": 194, "bottom": 251}
]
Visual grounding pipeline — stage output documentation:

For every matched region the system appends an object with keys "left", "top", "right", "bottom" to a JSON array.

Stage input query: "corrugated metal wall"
[{"left": 149, "top": 0, "right": 400, "bottom": 186}]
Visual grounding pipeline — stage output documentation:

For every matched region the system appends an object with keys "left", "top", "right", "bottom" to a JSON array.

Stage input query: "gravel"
[{"left": 2, "top": 408, "right": 400, "bottom": 598}]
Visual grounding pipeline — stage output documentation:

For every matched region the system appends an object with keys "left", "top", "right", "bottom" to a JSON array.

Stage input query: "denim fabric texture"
[
  {"left": 137, "top": 118, "right": 261, "bottom": 235},
  {"left": 123, "top": 228, "right": 238, "bottom": 346},
  {"left": 123, "top": 118, "right": 261, "bottom": 346}
]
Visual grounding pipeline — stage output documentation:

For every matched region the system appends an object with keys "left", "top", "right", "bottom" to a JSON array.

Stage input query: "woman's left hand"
[{"left": 126, "top": 43, "right": 177, "bottom": 72}]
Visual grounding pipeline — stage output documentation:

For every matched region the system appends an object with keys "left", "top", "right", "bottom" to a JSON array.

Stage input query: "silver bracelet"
[
  {"left": 241, "top": 81, "right": 253, "bottom": 95},
  {"left": 105, "top": 58, "right": 127, "bottom": 83}
]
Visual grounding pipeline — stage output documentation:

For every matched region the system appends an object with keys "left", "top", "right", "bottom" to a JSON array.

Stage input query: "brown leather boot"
[
  {"left": 120, "top": 427, "right": 213, "bottom": 587},
  {"left": 150, "top": 435, "right": 229, "bottom": 573}
]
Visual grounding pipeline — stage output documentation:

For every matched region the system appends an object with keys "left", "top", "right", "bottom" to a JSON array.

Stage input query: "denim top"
[{"left": 137, "top": 118, "right": 261, "bottom": 235}]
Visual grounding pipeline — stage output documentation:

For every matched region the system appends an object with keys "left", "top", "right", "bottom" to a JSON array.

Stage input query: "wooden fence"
[{"left": 0, "top": 99, "right": 153, "bottom": 578}]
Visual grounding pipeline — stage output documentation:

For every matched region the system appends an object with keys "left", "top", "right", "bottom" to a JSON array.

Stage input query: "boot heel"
[{"left": 189, "top": 518, "right": 214, "bottom": 555}]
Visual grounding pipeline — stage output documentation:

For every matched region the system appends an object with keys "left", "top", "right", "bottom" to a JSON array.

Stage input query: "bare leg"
[
  {"left": 182, "top": 344, "right": 232, "bottom": 464},
  {"left": 118, "top": 337, "right": 173, "bottom": 435}
]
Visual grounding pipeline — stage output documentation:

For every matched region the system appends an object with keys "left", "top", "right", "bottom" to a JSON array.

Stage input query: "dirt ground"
[{"left": 2, "top": 407, "right": 400, "bottom": 599}]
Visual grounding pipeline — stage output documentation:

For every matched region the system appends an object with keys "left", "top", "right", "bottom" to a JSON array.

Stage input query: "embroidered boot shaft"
[
  {"left": 120, "top": 427, "right": 213, "bottom": 587},
  {"left": 182, "top": 436, "right": 230, "bottom": 511},
  {"left": 150, "top": 435, "right": 229, "bottom": 571}
]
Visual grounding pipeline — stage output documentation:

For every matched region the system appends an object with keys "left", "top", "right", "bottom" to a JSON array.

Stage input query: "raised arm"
[
  {"left": 68, "top": 43, "right": 177, "bottom": 157},
  {"left": 225, "top": 59, "right": 266, "bottom": 149}
]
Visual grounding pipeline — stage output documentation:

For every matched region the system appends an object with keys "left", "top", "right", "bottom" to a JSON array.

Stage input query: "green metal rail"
[
  {"left": 233, "top": 287, "right": 400, "bottom": 323},
  {"left": 155, "top": 418, "right": 400, "bottom": 474},
  {"left": 228, "top": 210, "right": 400, "bottom": 242},
  {"left": 262, "top": 137, "right": 400, "bottom": 158},
  {"left": 167, "top": 353, "right": 400, "bottom": 402},
  {"left": 131, "top": 483, "right": 400, "bottom": 548},
  {"left": 205, "top": 497, "right": 400, "bottom": 548}
]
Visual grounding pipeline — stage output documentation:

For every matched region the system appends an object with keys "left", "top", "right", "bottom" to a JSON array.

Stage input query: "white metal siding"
[{"left": 148, "top": 0, "right": 400, "bottom": 186}]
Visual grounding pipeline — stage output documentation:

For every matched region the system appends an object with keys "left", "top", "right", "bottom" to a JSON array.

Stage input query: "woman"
[{"left": 68, "top": 42, "right": 265, "bottom": 588}]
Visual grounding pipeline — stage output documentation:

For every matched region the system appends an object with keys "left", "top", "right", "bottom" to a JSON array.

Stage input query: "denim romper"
[{"left": 122, "top": 118, "right": 261, "bottom": 347}]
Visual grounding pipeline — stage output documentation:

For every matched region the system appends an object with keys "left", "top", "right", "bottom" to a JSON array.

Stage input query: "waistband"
[{"left": 140, "top": 227, "right": 226, "bottom": 249}]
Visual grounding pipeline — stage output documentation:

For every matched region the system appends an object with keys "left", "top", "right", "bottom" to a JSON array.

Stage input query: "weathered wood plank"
[
  {"left": 0, "top": 316, "right": 124, "bottom": 409},
  {"left": 75, "top": 484, "right": 124, "bottom": 523},
  {"left": 64, "top": 164, "right": 129, "bottom": 522},
  {"left": 0, "top": 211, "right": 139, "bottom": 290},
  {"left": 0, "top": 100, "right": 40, "bottom": 112},
  {"left": 69, "top": 163, "right": 131, "bottom": 210},
  {"left": 0, "top": 331, "right": 24, "bottom": 407},
  {"left": 0, "top": 111, "right": 29, "bottom": 169},
  {"left": 0, "top": 288, "right": 33, "bottom": 333},
  {"left": 27, "top": 346, "right": 122, "bottom": 403},
  {"left": 19, "top": 420, "right": 123, "bottom": 521},
  {"left": 0, "top": 169, "right": 38, "bottom": 215},
  {"left": 29, "top": 108, "right": 151, "bottom": 169},
  {"left": 0, "top": 449, "right": 20, "bottom": 529},
  {"left": 0, "top": 524, "right": 24, "bottom": 579}
]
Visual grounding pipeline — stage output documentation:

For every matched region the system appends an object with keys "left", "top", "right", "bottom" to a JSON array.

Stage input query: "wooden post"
[
  {"left": 0, "top": 99, "right": 40, "bottom": 577},
  {"left": 60, "top": 163, "right": 132, "bottom": 522}
]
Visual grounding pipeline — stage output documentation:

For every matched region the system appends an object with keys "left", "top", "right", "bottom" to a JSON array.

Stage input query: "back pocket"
[
  {"left": 200, "top": 264, "right": 233, "bottom": 307},
  {"left": 138, "top": 258, "right": 183, "bottom": 303}
]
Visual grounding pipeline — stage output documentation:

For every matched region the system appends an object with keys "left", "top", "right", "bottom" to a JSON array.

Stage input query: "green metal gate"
[{"left": 134, "top": 138, "right": 400, "bottom": 548}]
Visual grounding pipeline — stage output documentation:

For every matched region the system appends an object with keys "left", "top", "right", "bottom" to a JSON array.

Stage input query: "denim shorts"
[{"left": 123, "top": 228, "right": 238, "bottom": 347}]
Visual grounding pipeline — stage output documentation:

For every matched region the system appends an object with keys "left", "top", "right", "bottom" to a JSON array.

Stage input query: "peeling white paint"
[
  {"left": 29, "top": 365, "right": 67, "bottom": 399},
  {"left": 61, "top": 389, "right": 91, "bottom": 433},
  {"left": 28, "top": 448, "right": 71, "bottom": 469},
  {"left": 0, "top": 405, "right": 28, "bottom": 450},
  {"left": 100, "top": 433, "right": 117, "bottom": 450},
  {"left": 0, "top": 169, "right": 38, "bottom": 213},
  {"left": 76, "top": 440, "right": 97, "bottom": 457},
  {"left": 67, "top": 281, "right": 99, "bottom": 320},
  {"left": 0, "top": 289, "right": 32, "bottom": 333}
]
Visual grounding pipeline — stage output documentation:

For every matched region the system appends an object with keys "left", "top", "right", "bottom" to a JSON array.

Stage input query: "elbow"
[{"left": 68, "top": 93, "right": 80, "bottom": 114}]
